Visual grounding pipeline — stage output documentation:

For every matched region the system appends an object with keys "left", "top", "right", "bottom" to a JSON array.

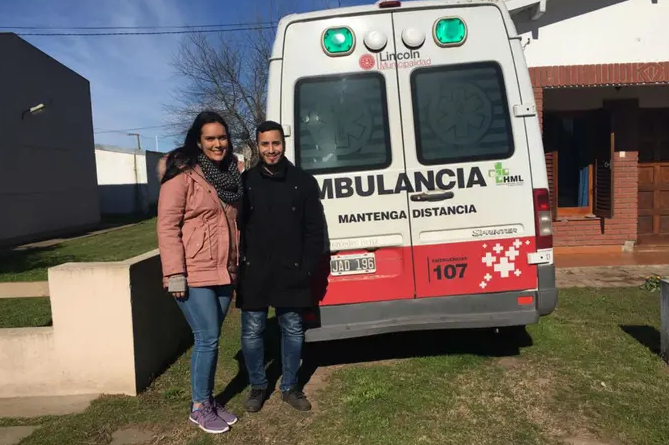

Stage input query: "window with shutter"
[
  {"left": 542, "top": 110, "right": 595, "bottom": 217},
  {"left": 542, "top": 118, "right": 558, "bottom": 218},
  {"left": 592, "top": 108, "right": 614, "bottom": 219}
]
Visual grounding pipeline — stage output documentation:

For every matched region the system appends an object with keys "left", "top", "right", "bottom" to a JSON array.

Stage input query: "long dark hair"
[{"left": 161, "top": 111, "right": 235, "bottom": 184}]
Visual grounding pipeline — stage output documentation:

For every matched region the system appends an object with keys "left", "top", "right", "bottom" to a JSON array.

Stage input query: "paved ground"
[
  {"left": 0, "top": 282, "right": 49, "bottom": 299},
  {"left": 557, "top": 264, "right": 667, "bottom": 288},
  {"left": 0, "top": 394, "right": 99, "bottom": 419},
  {"left": 0, "top": 426, "right": 40, "bottom": 445}
]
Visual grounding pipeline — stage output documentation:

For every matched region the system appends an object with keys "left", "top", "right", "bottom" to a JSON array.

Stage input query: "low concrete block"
[{"left": 0, "top": 250, "right": 192, "bottom": 398}]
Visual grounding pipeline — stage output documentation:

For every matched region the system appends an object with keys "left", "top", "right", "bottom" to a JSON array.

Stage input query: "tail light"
[
  {"left": 533, "top": 188, "right": 553, "bottom": 250},
  {"left": 378, "top": 1, "right": 401, "bottom": 8}
]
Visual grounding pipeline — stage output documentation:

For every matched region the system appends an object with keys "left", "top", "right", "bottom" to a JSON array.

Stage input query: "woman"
[{"left": 157, "top": 111, "right": 242, "bottom": 434}]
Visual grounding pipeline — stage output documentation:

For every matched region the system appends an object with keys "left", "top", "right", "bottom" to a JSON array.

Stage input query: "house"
[
  {"left": 0, "top": 33, "right": 100, "bottom": 247},
  {"left": 507, "top": 0, "right": 669, "bottom": 249}
]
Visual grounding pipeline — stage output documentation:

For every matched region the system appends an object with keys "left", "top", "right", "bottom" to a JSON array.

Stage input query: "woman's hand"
[{"left": 167, "top": 274, "right": 187, "bottom": 298}]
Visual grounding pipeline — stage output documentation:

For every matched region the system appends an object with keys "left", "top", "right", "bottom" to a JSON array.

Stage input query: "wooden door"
[{"left": 638, "top": 109, "right": 669, "bottom": 245}]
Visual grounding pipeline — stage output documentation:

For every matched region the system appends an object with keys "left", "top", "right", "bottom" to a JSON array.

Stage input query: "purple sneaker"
[
  {"left": 189, "top": 400, "right": 230, "bottom": 434},
  {"left": 211, "top": 398, "right": 238, "bottom": 425}
]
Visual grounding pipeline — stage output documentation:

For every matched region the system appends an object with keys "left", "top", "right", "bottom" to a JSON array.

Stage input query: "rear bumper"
[{"left": 304, "top": 264, "right": 558, "bottom": 342}]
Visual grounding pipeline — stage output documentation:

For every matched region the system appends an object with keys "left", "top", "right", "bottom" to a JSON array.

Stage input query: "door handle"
[{"left": 410, "top": 191, "right": 455, "bottom": 202}]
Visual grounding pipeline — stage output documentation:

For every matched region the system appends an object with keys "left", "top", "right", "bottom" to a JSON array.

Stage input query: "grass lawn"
[
  {"left": 0, "top": 218, "right": 158, "bottom": 283},
  {"left": 2, "top": 286, "right": 668, "bottom": 445}
]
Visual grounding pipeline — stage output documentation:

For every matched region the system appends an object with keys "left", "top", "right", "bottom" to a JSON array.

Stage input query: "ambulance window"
[
  {"left": 411, "top": 62, "right": 514, "bottom": 165},
  {"left": 294, "top": 73, "right": 392, "bottom": 175}
]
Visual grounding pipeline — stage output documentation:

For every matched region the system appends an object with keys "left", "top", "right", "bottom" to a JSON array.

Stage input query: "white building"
[
  {"left": 94, "top": 145, "right": 164, "bottom": 215},
  {"left": 509, "top": 0, "right": 669, "bottom": 249}
]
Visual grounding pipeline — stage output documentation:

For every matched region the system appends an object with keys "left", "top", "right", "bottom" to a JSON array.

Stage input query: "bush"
[{"left": 640, "top": 275, "right": 664, "bottom": 292}]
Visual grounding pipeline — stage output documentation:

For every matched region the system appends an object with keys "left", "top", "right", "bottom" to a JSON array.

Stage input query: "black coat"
[{"left": 236, "top": 158, "right": 326, "bottom": 310}]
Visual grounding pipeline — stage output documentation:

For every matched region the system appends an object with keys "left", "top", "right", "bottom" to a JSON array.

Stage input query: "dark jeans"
[
  {"left": 176, "top": 285, "right": 232, "bottom": 403},
  {"left": 241, "top": 308, "right": 304, "bottom": 393}
]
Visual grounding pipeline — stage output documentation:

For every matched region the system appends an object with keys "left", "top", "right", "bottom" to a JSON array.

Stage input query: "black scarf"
[
  {"left": 260, "top": 156, "right": 288, "bottom": 180},
  {"left": 197, "top": 152, "right": 243, "bottom": 204}
]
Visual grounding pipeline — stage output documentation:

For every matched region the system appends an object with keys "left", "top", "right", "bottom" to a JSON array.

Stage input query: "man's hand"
[{"left": 167, "top": 274, "right": 187, "bottom": 298}]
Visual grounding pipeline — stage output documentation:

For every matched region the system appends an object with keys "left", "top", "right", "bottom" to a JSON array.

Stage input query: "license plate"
[{"left": 330, "top": 253, "right": 377, "bottom": 276}]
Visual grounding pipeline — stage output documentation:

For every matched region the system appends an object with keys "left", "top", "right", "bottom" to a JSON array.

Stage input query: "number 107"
[{"left": 433, "top": 263, "right": 467, "bottom": 280}]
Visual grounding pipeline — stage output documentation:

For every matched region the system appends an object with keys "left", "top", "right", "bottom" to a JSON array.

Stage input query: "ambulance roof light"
[
  {"left": 433, "top": 17, "right": 467, "bottom": 47},
  {"left": 378, "top": 1, "right": 401, "bottom": 8},
  {"left": 322, "top": 26, "right": 355, "bottom": 56}
]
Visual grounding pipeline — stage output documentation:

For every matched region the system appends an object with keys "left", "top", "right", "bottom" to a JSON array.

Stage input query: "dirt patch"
[
  {"left": 491, "top": 357, "right": 607, "bottom": 443},
  {"left": 497, "top": 360, "right": 621, "bottom": 445},
  {"left": 304, "top": 358, "right": 403, "bottom": 397},
  {"left": 304, "top": 365, "right": 340, "bottom": 395},
  {"left": 109, "top": 428, "right": 155, "bottom": 445},
  {"left": 303, "top": 364, "right": 342, "bottom": 413},
  {"left": 564, "top": 434, "right": 617, "bottom": 445},
  {"left": 496, "top": 356, "right": 522, "bottom": 370},
  {"left": 504, "top": 363, "right": 568, "bottom": 438},
  {"left": 301, "top": 359, "right": 404, "bottom": 415}
]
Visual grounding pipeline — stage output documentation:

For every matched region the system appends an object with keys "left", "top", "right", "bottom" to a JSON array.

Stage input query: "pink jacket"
[{"left": 156, "top": 157, "right": 241, "bottom": 288}]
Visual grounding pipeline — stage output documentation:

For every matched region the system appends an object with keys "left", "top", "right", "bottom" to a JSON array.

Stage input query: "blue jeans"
[
  {"left": 241, "top": 308, "right": 304, "bottom": 393},
  {"left": 176, "top": 285, "right": 232, "bottom": 403}
]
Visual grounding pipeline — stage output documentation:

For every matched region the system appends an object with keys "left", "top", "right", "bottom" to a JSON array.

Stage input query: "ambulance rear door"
[
  {"left": 280, "top": 13, "right": 416, "bottom": 305},
  {"left": 391, "top": 4, "right": 539, "bottom": 298}
]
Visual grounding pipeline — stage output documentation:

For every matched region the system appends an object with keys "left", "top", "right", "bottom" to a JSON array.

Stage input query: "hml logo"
[{"left": 489, "top": 162, "right": 524, "bottom": 185}]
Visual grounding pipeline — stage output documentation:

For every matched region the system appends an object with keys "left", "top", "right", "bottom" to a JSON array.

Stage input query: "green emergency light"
[
  {"left": 322, "top": 27, "right": 355, "bottom": 56},
  {"left": 434, "top": 17, "right": 467, "bottom": 47}
]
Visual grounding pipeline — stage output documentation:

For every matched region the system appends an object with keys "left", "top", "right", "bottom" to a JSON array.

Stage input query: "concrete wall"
[
  {"left": 95, "top": 147, "right": 246, "bottom": 215},
  {"left": 95, "top": 146, "right": 163, "bottom": 215},
  {"left": 0, "top": 250, "right": 192, "bottom": 398},
  {"left": 515, "top": 0, "right": 669, "bottom": 67},
  {"left": 0, "top": 33, "right": 100, "bottom": 247},
  {"left": 146, "top": 150, "right": 164, "bottom": 209}
]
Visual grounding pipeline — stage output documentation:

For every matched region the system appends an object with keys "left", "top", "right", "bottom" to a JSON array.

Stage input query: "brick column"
[
  {"left": 613, "top": 150, "right": 639, "bottom": 243},
  {"left": 533, "top": 87, "right": 543, "bottom": 131}
]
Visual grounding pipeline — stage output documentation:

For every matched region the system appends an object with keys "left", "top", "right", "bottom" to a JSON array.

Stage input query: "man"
[{"left": 237, "top": 120, "right": 325, "bottom": 412}]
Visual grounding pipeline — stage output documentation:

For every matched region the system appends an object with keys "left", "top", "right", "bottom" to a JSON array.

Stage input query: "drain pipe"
[
  {"left": 532, "top": 0, "right": 547, "bottom": 20},
  {"left": 506, "top": 0, "right": 547, "bottom": 21}
]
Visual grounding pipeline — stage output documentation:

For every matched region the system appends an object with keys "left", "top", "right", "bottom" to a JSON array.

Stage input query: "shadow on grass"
[
  {"left": 0, "top": 214, "right": 156, "bottom": 280},
  {"left": 99, "top": 212, "right": 156, "bottom": 228},
  {"left": 215, "top": 317, "right": 286, "bottom": 407},
  {"left": 215, "top": 321, "right": 533, "bottom": 406},
  {"left": 0, "top": 244, "right": 75, "bottom": 279},
  {"left": 0, "top": 212, "right": 153, "bottom": 257},
  {"left": 620, "top": 324, "right": 661, "bottom": 357}
]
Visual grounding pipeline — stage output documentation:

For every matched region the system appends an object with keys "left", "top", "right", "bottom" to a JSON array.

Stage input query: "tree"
[{"left": 167, "top": 1, "right": 335, "bottom": 168}]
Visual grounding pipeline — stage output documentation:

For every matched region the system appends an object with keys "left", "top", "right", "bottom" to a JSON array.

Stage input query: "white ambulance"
[{"left": 265, "top": 0, "right": 557, "bottom": 342}]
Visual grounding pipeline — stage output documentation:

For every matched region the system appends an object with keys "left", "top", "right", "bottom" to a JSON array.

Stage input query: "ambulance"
[{"left": 265, "top": 0, "right": 557, "bottom": 342}]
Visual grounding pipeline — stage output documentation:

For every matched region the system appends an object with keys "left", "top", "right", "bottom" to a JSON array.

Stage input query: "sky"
[{"left": 0, "top": 0, "right": 369, "bottom": 151}]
